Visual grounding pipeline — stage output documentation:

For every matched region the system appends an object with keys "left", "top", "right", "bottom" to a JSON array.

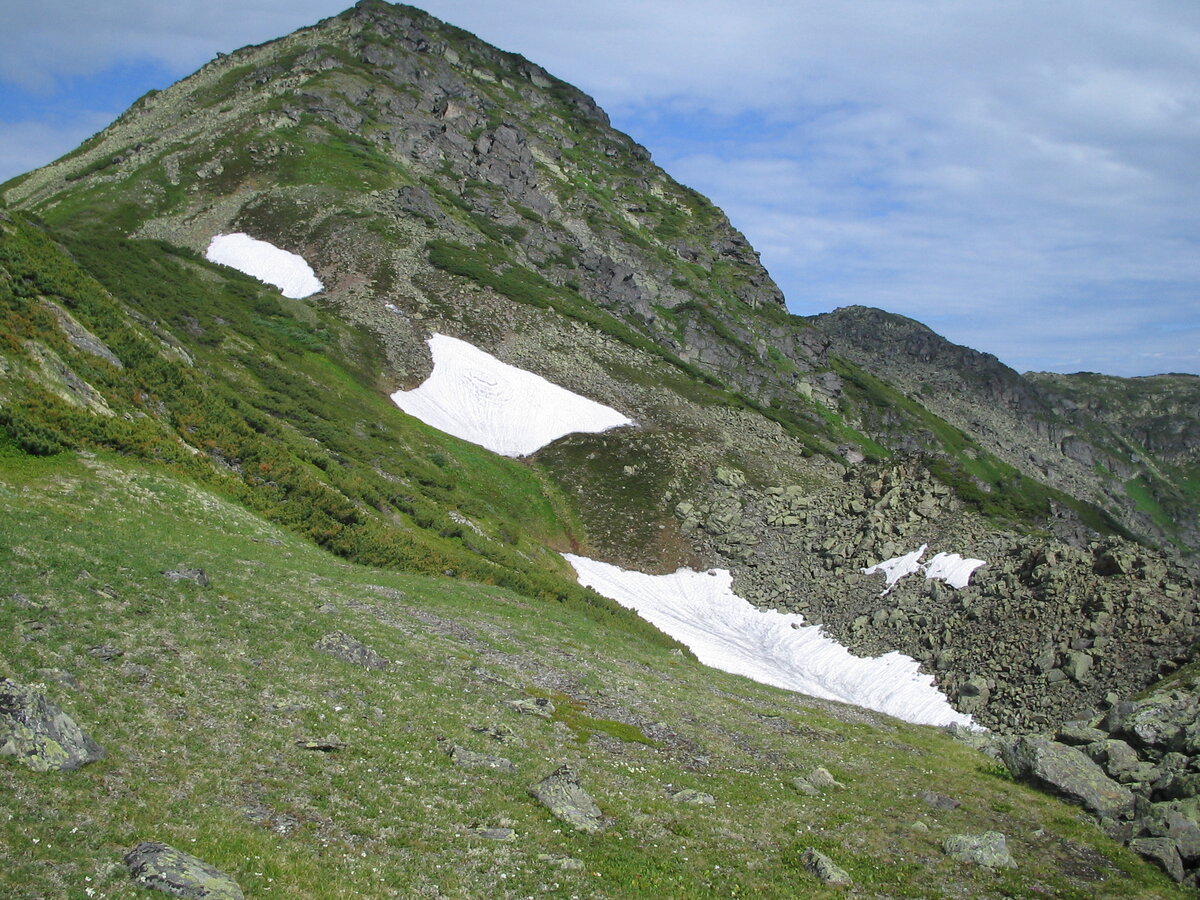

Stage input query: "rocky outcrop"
[{"left": 1001, "top": 736, "right": 1134, "bottom": 819}]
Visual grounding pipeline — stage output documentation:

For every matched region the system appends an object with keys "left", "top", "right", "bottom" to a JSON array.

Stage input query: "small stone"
[
  {"left": 920, "top": 790, "right": 961, "bottom": 811},
  {"left": 474, "top": 826, "right": 516, "bottom": 842},
  {"left": 295, "top": 738, "right": 345, "bottom": 752},
  {"left": 806, "top": 767, "right": 845, "bottom": 790},
  {"left": 124, "top": 841, "right": 244, "bottom": 899},
  {"left": 788, "top": 776, "right": 820, "bottom": 796},
  {"left": 313, "top": 632, "right": 389, "bottom": 670},
  {"left": 802, "top": 848, "right": 852, "bottom": 886},
  {"left": 162, "top": 567, "right": 209, "bottom": 587},
  {"left": 943, "top": 832, "right": 1016, "bottom": 868},
  {"left": 88, "top": 645, "right": 124, "bottom": 661},
  {"left": 447, "top": 744, "right": 515, "bottom": 773},
  {"left": 505, "top": 697, "right": 555, "bottom": 719},
  {"left": 668, "top": 787, "right": 715, "bottom": 805}
]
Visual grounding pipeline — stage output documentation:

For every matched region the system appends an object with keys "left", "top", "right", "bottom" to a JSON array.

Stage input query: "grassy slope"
[{"left": 0, "top": 450, "right": 1184, "bottom": 899}]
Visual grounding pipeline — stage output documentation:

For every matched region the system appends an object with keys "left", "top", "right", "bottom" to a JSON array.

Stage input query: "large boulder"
[
  {"left": 0, "top": 679, "right": 104, "bottom": 772},
  {"left": 1002, "top": 735, "right": 1134, "bottom": 819},
  {"left": 124, "top": 841, "right": 244, "bottom": 899}
]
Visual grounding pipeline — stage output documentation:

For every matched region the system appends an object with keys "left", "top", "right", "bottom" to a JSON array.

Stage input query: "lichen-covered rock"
[
  {"left": 313, "top": 631, "right": 389, "bottom": 669},
  {"left": 1002, "top": 735, "right": 1134, "bottom": 819},
  {"left": 124, "top": 841, "right": 244, "bottom": 899},
  {"left": 0, "top": 679, "right": 103, "bottom": 772},
  {"left": 529, "top": 766, "right": 604, "bottom": 833},
  {"left": 801, "top": 848, "right": 852, "bottom": 886},
  {"left": 943, "top": 831, "right": 1016, "bottom": 868}
]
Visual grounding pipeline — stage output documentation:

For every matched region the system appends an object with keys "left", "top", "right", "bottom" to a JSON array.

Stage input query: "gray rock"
[
  {"left": 1056, "top": 723, "right": 1108, "bottom": 746},
  {"left": 1002, "top": 736, "right": 1134, "bottom": 819},
  {"left": 788, "top": 776, "right": 820, "bottom": 796},
  {"left": 447, "top": 744, "right": 515, "bottom": 773},
  {"left": 920, "top": 790, "right": 961, "bottom": 811},
  {"left": 474, "top": 826, "right": 516, "bottom": 841},
  {"left": 668, "top": 787, "right": 715, "bottom": 805},
  {"left": 162, "top": 567, "right": 209, "bottom": 587},
  {"left": 313, "top": 631, "right": 389, "bottom": 670},
  {"left": 124, "top": 841, "right": 244, "bottom": 899},
  {"left": 529, "top": 766, "right": 605, "bottom": 833},
  {"left": 806, "top": 767, "right": 845, "bottom": 790},
  {"left": 1129, "top": 837, "right": 1185, "bottom": 882},
  {"left": 505, "top": 697, "right": 555, "bottom": 718},
  {"left": 943, "top": 832, "right": 1016, "bottom": 868},
  {"left": 801, "top": 848, "right": 852, "bottom": 886},
  {"left": 0, "top": 679, "right": 103, "bottom": 772}
]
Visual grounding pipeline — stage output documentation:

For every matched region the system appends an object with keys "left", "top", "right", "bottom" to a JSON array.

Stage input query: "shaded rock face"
[
  {"left": 801, "top": 848, "right": 852, "bottom": 886},
  {"left": 124, "top": 841, "right": 244, "bottom": 899},
  {"left": 0, "top": 679, "right": 104, "bottom": 772},
  {"left": 814, "top": 306, "right": 1200, "bottom": 554},
  {"left": 1002, "top": 735, "right": 1134, "bottom": 820}
]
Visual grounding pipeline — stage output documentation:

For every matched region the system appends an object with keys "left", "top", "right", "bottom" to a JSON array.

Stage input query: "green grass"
[{"left": 0, "top": 451, "right": 1185, "bottom": 899}]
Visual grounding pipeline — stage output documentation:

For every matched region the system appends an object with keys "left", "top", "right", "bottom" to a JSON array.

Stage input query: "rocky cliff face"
[{"left": 814, "top": 305, "right": 1200, "bottom": 554}]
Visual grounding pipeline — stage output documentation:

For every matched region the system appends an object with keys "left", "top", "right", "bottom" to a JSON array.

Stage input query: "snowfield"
[
  {"left": 390, "top": 334, "right": 634, "bottom": 457},
  {"left": 863, "top": 544, "right": 986, "bottom": 595},
  {"left": 564, "top": 553, "right": 975, "bottom": 728},
  {"left": 205, "top": 233, "right": 324, "bottom": 299}
]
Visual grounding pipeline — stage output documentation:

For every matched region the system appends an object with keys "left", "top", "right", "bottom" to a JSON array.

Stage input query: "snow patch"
[
  {"left": 564, "top": 553, "right": 974, "bottom": 728},
  {"left": 863, "top": 546, "right": 986, "bottom": 595},
  {"left": 205, "top": 233, "right": 323, "bottom": 299},
  {"left": 391, "top": 334, "right": 633, "bottom": 457}
]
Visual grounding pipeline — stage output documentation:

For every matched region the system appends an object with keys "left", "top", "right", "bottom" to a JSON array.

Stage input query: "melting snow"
[
  {"left": 205, "top": 233, "right": 323, "bottom": 299},
  {"left": 564, "top": 553, "right": 974, "bottom": 728},
  {"left": 390, "top": 334, "right": 633, "bottom": 457},
  {"left": 863, "top": 545, "right": 986, "bottom": 595}
]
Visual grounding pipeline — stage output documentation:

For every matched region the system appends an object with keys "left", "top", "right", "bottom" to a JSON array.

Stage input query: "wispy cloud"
[{"left": 2, "top": 0, "right": 1197, "bottom": 376}]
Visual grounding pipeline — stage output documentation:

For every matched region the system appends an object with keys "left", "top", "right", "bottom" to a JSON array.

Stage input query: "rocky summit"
[{"left": 1, "top": 1, "right": 1198, "bottom": 896}]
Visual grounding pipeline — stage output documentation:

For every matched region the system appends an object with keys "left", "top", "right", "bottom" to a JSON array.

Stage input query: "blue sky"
[{"left": 3, "top": 0, "right": 1198, "bottom": 377}]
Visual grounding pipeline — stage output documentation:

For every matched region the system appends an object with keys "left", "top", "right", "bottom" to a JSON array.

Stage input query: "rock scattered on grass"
[
  {"left": 295, "top": 738, "right": 345, "bottom": 752},
  {"left": 802, "top": 848, "right": 852, "bottom": 886},
  {"left": 162, "top": 566, "right": 209, "bottom": 587},
  {"left": 473, "top": 825, "right": 516, "bottom": 841},
  {"left": 313, "top": 631, "right": 390, "bottom": 670},
  {"left": 0, "top": 679, "right": 104, "bottom": 772},
  {"left": 447, "top": 743, "right": 515, "bottom": 773},
  {"left": 942, "top": 831, "right": 1016, "bottom": 868},
  {"left": 505, "top": 696, "right": 555, "bottom": 718},
  {"left": 529, "top": 766, "right": 605, "bottom": 833},
  {"left": 124, "top": 841, "right": 244, "bottom": 899},
  {"left": 668, "top": 787, "right": 716, "bottom": 805},
  {"left": 806, "top": 767, "right": 845, "bottom": 790},
  {"left": 788, "top": 776, "right": 820, "bottom": 796},
  {"left": 920, "top": 789, "right": 961, "bottom": 811}
]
